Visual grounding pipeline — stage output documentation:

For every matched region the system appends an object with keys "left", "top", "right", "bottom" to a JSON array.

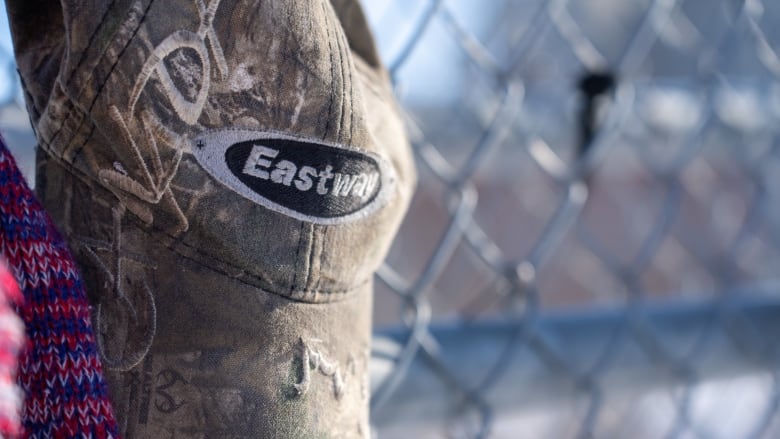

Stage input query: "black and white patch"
[{"left": 191, "top": 129, "right": 395, "bottom": 224}]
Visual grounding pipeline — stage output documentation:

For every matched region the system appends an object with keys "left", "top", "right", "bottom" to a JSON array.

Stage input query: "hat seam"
[
  {"left": 46, "top": 0, "right": 153, "bottom": 152},
  {"left": 126, "top": 211, "right": 367, "bottom": 303},
  {"left": 63, "top": 0, "right": 121, "bottom": 89}
]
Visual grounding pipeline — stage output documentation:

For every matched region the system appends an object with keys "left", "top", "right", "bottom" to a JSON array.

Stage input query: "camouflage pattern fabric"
[{"left": 6, "top": 0, "right": 415, "bottom": 437}]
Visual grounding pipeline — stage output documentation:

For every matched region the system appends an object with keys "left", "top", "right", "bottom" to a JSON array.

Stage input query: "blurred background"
[{"left": 4, "top": 0, "right": 780, "bottom": 438}]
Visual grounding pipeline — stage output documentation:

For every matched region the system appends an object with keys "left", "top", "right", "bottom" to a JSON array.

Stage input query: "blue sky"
[{"left": 0, "top": 1, "right": 18, "bottom": 106}]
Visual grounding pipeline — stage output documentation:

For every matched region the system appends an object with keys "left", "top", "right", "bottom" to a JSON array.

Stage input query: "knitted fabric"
[
  {"left": 0, "top": 259, "right": 25, "bottom": 437},
  {"left": 0, "top": 136, "right": 119, "bottom": 438}
]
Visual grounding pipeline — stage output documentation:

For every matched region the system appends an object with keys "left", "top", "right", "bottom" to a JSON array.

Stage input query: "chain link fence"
[
  {"left": 366, "top": 0, "right": 780, "bottom": 438},
  {"left": 2, "top": 0, "right": 780, "bottom": 438}
]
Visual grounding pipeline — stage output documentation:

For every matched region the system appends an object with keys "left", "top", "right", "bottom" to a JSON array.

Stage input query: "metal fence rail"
[
  {"left": 371, "top": 295, "right": 780, "bottom": 437},
  {"left": 372, "top": 299, "right": 780, "bottom": 437},
  {"left": 366, "top": 0, "right": 780, "bottom": 437}
]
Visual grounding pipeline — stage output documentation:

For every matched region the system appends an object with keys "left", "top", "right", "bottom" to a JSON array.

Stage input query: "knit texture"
[
  {"left": 0, "top": 136, "right": 119, "bottom": 438},
  {"left": 0, "top": 258, "right": 25, "bottom": 437}
]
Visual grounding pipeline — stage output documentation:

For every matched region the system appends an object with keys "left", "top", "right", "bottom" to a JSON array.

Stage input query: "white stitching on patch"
[
  {"left": 75, "top": 205, "right": 158, "bottom": 371},
  {"left": 98, "top": 0, "right": 229, "bottom": 235},
  {"left": 100, "top": 106, "right": 189, "bottom": 234},
  {"left": 192, "top": 129, "right": 397, "bottom": 224},
  {"left": 130, "top": 29, "right": 211, "bottom": 126},
  {"left": 293, "top": 338, "right": 351, "bottom": 400},
  {"left": 128, "top": 0, "right": 227, "bottom": 122}
]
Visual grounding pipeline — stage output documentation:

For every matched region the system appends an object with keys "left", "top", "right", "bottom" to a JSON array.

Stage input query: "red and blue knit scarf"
[{"left": 0, "top": 136, "right": 119, "bottom": 438}]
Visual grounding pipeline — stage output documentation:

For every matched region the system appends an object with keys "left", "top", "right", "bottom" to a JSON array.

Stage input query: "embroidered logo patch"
[{"left": 192, "top": 130, "right": 395, "bottom": 223}]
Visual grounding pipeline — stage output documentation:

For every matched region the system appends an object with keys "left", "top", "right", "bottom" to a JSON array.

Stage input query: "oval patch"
[{"left": 191, "top": 129, "right": 395, "bottom": 224}]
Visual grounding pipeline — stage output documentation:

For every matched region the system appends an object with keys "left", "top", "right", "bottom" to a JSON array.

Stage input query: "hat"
[{"left": 7, "top": 0, "right": 415, "bottom": 436}]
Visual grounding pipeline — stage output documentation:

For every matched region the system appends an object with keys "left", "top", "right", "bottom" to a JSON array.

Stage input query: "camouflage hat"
[{"left": 7, "top": 0, "right": 415, "bottom": 436}]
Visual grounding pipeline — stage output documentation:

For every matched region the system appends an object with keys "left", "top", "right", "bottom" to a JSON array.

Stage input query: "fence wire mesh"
[
  {"left": 2, "top": 1, "right": 780, "bottom": 438},
  {"left": 365, "top": 0, "right": 780, "bottom": 438}
]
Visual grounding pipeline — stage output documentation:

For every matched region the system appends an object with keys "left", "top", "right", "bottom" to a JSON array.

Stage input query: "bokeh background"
[{"left": 4, "top": 1, "right": 780, "bottom": 438}]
